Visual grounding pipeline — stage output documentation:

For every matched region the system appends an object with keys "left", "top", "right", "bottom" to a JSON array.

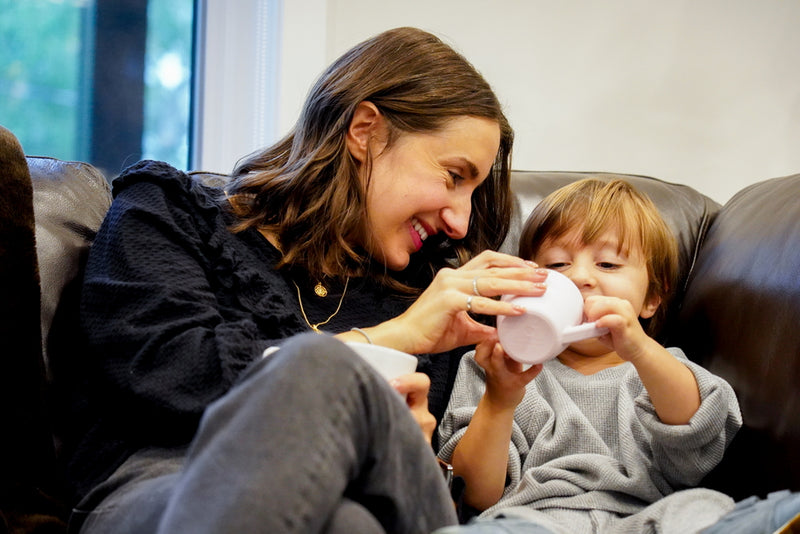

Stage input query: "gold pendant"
[{"left": 314, "top": 282, "right": 328, "bottom": 297}]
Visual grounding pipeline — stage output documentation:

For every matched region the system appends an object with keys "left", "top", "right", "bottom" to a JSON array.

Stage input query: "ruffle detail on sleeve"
[{"left": 112, "top": 160, "right": 305, "bottom": 386}]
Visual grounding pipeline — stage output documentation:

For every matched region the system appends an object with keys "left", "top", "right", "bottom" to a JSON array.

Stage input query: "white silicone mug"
[
  {"left": 496, "top": 269, "right": 609, "bottom": 365},
  {"left": 347, "top": 342, "right": 418, "bottom": 381}
]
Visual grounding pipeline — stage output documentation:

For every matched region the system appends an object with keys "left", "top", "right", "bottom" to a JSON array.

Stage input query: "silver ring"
[
  {"left": 466, "top": 295, "right": 474, "bottom": 312},
  {"left": 472, "top": 277, "right": 482, "bottom": 296}
]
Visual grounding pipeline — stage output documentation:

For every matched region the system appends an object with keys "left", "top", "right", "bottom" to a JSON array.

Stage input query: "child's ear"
[
  {"left": 345, "top": 101, "right": 385, "bottom": 164},
  {"left": 640, "top": 293, "right": 661, "bottom": 320}
]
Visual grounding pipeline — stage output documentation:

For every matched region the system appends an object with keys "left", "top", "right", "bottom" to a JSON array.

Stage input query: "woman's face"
[{"left": 361, "top": 115, "right": 501, "bottom": 270}]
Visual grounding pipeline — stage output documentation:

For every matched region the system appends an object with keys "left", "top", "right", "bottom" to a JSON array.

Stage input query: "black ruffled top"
[{"left": 69, "top": 160, "right": 463, "bottom": 502}]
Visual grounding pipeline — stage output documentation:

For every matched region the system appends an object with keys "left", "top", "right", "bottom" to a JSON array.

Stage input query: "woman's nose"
[{"left": 440, "top": 195, "right": 471, "bottom": 240}]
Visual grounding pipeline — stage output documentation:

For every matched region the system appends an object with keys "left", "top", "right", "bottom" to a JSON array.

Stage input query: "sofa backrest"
[
  {"left": 675, "top": 173, "right": 800, "bottom": 500},
  {"left": 29, "top": 156, "right": 112, "bottom": 376},
  {"left": 26, "top": 156, "right": 112, "bottom": 491}
]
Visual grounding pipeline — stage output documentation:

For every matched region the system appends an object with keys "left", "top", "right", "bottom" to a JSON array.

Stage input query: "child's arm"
[
  {"left": 450, "top": 339, "right": 542, "bottom": 510},
  {"left": 586, "top": 296, "right": 701, "bottom": 425}
]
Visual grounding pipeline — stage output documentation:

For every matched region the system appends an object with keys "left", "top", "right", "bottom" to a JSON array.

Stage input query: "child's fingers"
[{"left": 522, "top": 363, "right": 544, "bottom": 381}]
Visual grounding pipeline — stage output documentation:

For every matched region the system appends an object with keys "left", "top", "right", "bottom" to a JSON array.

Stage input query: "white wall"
[
  {"left": 273, "top": 0, "right": 800, "bottom": 204},
  {"left": 196, "top": 0, "right": 281, "bottom": 173}
]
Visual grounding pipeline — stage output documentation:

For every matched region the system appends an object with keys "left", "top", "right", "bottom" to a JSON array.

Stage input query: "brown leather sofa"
[{"left": 2, "top": 124, "right": 798, "bottom": 530}]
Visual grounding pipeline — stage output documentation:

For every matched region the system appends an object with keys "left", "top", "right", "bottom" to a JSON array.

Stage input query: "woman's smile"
[{"left": 411, "top": 217, "right": 431, "bottom": 251}]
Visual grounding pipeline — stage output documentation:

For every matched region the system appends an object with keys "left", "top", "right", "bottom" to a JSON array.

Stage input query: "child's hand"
[
  {"left": 584, "top": 295, "right": 701, "bottom": 424},
  {"left": 474, "top": 338, "right": 542, "bottom": 410},
  {"left": 584, "top": 295, "right": 659, "bottom": 363}
]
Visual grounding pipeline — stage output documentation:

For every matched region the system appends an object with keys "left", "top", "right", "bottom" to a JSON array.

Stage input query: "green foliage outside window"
[
  {"left": 0, "top": 0, "right": 86, "bottom": 160},
  {"left": 0, "top": 0, "right": 193, "bottom": 170}
]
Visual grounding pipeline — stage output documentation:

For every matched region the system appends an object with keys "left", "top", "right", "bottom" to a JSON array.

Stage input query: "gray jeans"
[{"left": 71, "top": 333, "right": 457, "bottom": 534}]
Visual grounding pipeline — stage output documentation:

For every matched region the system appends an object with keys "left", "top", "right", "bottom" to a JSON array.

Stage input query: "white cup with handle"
[
  {"left": 346, "top": 342, "right": 418, "bottom": 381},
  {"left": 496, "top": 269, "right": 609, "bottom": 365}
]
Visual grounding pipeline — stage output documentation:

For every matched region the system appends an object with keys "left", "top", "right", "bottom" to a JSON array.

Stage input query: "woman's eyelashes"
[{"left": 448, "top": 170, "right": 465, "bottom": 185}]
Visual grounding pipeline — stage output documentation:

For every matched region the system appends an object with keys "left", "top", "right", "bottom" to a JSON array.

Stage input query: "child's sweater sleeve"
[{"left": 633, "top": 348, "right": 742, "bottom": 488}]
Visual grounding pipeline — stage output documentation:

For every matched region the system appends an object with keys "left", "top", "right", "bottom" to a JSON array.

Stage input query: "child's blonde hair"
[{"left": 518, "top": 179, "right": 679, "bottom": 334}]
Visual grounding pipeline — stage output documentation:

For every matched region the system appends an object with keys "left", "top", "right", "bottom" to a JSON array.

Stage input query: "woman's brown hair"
[
  {"left": 226, "top": 27, "right": 513, "bottom": 290},
  {"left": 518, "top": 179, "right": 679, "bottom": 334}
]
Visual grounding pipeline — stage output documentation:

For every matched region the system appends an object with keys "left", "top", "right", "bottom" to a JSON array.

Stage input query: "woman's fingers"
[
  {"left": 436, "top": 263, "right": 547, "bottom": 300},
  {"left": 460, "top": 249, "right": 537, "bottom": 270},
  {"left": 468, "top": 270, "right": 547, "bottom": 299},
  {"left": 390, "top": 373, "right": 436, "bottom": 442},
  {"left": 390, "top": 372, "right": 431, "bottom": 400}
]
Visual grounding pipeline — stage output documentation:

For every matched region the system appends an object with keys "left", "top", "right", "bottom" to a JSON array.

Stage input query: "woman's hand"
[
  {"left": 379, "top": 251, "right": 548, "bottom": 355},
  {"left": 390, "top": 372, "right": 437, "bottom": 442}
]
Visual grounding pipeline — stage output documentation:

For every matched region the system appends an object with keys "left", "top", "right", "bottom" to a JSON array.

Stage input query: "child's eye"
[
  {"left": 545, "top": 262, "right": 569, "bottom": 270},
  {"left": 597, "top": 262, "right": 621, "bottom": 269}
]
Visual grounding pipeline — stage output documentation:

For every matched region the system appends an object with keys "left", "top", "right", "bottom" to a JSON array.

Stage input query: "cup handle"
[{"left": 562, "top": 322, "right": 609, "bottom": 343}]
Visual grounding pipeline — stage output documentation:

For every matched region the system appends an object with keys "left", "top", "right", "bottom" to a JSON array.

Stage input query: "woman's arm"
[{"left": 81, "top": 166, "right": 291, "bottom": 433}]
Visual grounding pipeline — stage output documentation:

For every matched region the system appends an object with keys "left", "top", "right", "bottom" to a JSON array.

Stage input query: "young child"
[{"left": 435, "top": 179, "right": 745, "bottom": 533}]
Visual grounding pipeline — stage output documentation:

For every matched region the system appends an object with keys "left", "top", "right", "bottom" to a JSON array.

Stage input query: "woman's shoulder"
[
  {"left": 112, "top": 160, "right": 195, "bottom": 198},
  {"left": 110, "top": 160, "right": 224, "bottom": 216}
]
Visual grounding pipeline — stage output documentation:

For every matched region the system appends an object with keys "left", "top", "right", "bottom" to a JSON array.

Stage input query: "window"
[{"left": 0, "top": 0, "right": 195, "bottom": 176}]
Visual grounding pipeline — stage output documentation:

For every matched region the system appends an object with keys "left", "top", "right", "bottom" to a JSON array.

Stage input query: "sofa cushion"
[
  {"left": 29, "top": 156, "right": 111, "bottom": 374},
  {"left": 676, "top": 173, "right": 800, "bottom": 499}
]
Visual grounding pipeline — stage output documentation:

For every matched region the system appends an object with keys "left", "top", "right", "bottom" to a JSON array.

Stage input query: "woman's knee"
[{"left": 247, "top": 333, "right": 365, "bottom": 383}]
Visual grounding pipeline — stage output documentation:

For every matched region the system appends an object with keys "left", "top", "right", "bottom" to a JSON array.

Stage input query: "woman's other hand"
[{"left": 390, "top": 372, "right": 437, "bottom": 442}]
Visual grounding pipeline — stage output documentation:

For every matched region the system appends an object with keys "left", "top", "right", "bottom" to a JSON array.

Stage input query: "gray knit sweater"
[{"left": 438, "top": 348, "right": 742, "bottom": 533}]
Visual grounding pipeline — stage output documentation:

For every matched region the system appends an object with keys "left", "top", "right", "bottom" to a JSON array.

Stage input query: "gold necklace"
[
  {"left": 314, "top": 282, "right": 328, "bottom": 297},
  {"left": 294, "top": 277, "right": 349, "bottom": 333}
]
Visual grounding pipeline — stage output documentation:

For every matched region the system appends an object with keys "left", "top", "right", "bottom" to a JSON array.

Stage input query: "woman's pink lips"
[
  {"left": 410, "top": 223, "right": 424, "bottom": 251},
  {"left": 410, "top": 219, "right": 434, "bottom": 252}
]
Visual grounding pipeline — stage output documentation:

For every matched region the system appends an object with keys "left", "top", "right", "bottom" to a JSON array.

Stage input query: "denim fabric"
[
  {"left": 70, "top": 448, "right": 184, "bottom": 533},
  {"left": 432, "top": 490, "right": 800, "bottom": 534},
  {"left": 73, "top": 333, "right": 456, "bottom": 534},
  {"left": 433, "top": 517, "right": 556, "bottom": 534},
  {"left": 701, "top": 490, "right": 800, "bottom": 534}
]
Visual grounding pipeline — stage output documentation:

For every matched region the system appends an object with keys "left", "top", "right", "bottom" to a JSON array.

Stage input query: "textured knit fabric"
[
  {"left": 437, "top": 348, "right": 742, "bottom": 533},
  {"left": 70, "top": 160, "right": 462, "bottom": 503}
]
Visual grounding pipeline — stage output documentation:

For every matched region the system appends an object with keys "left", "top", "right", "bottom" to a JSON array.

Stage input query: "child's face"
[{"left": 533, "top": 226, "right": 660, "bottom": 321}]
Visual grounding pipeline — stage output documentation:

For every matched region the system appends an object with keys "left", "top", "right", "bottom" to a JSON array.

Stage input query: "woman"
[{"left": 68, "top": 27, "right": 547, "bottom": 533}]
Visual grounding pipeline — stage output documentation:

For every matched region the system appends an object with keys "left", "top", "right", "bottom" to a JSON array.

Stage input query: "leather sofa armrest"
[
  {"left": 677, "top": 173, "right": 800, "bottom": 499},
  {"left": 29, "top": 156, "right": 111, "bottom": 374}
]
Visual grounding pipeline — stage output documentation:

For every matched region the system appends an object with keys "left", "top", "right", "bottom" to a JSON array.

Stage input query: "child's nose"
[{"left": 566, "top": 263, "right": 596, "bottom": 288}]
